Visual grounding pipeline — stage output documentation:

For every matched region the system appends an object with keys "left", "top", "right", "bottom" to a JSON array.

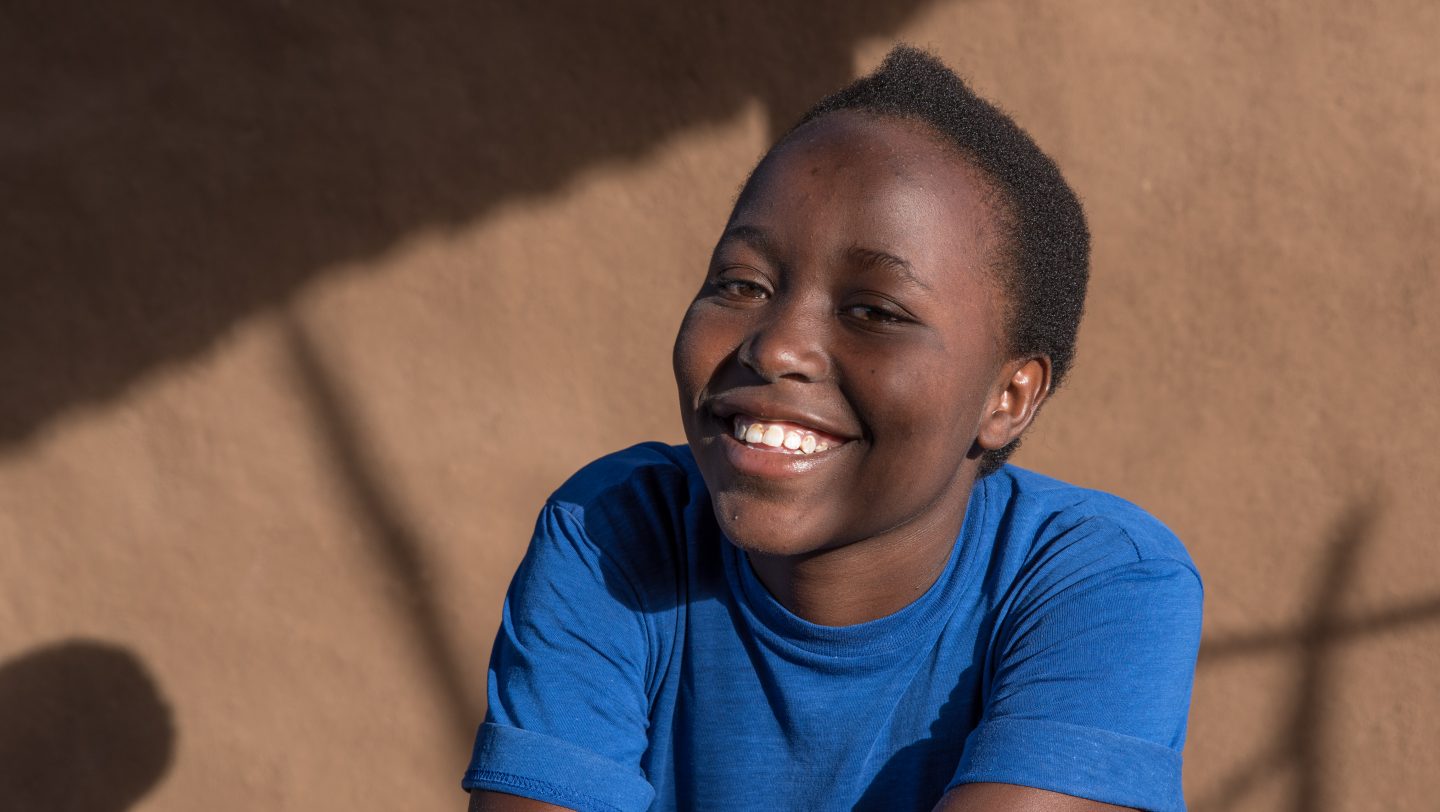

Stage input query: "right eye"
[
  {"left": 715, "top": 278, "right": 770, "bottom": 300},
  {"left": 707, "top": 266, "right": 772, "bottom": 302}
]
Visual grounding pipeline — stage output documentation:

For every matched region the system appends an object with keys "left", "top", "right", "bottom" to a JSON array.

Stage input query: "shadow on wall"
[
  {"left": 0, "top": 639, "right": 174, "bottom": 811},
  {"left": 1193, "top": 501, "right": 1440, "bottom": 812},
  {"left": 0, "top": 0, "right": 938, "bottom": 453},
  {"left": 1, "top": 0, "right": 943, "bottom": 788},
  {"left": 282, "top": 313, "right": 480, "bottom": 753}
]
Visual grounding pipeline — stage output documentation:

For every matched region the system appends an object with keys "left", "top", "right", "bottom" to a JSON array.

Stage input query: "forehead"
[{"left": 730, "top": 112, "right": 1004, "bottom": 285}]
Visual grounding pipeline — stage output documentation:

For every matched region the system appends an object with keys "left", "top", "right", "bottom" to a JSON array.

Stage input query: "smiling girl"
[{"left": 464, "top": 47, "right": 1202, "bottom": 812}]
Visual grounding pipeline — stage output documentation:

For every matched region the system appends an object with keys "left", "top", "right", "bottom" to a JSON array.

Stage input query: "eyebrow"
[
  {"left": 845, "top": 245, "right": 932, "bottom": 292},
  {"left": 718, "top": 225, "right": 932, "bottom": 292},
  {"left": 718, "top": 224, "right": 784, "bottom": 268}
]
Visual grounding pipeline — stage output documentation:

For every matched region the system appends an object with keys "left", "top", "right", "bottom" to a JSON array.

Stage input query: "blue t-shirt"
[{"left": 463, "top": 443, "right": 1202, "bottom": 812}]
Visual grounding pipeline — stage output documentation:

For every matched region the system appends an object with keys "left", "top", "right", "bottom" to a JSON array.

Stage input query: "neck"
[{"left": 746, "top": 477, "right": 978, "bottom": 627}]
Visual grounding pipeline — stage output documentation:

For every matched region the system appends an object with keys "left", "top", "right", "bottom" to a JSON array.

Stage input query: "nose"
[{"left": 737, "top": 304, "right": 830, "bottom": 383}]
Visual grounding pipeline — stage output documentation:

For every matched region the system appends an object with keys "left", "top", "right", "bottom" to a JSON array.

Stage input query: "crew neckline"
[{"left": 722, "top": 475, "right": 992, "bottom": 663}]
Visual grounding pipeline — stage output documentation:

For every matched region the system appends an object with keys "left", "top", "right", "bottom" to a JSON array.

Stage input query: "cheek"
[
  {"left": 857, "top": 357, "right": 993, "bottom": 453},
  {"left": 672, "top": 304, "right": 733, "bottom": 398}
]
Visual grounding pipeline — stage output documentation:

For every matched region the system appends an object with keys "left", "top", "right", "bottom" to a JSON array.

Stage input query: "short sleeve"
[
  {"left": 462, "top": 503, "right": 658, "bottom": 812},
  {"left": 949, "top": 523, "right": 1203, "bottom": 812}
]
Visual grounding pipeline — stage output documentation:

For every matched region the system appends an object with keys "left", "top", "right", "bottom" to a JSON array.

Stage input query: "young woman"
[{"left": 464, "top": 46, "right": 1202, "bottom": 812}]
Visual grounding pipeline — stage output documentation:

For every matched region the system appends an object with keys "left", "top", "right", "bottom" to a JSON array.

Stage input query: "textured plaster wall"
[{"left": 2, "top": 1, "right": 1437, "bottom": 810}]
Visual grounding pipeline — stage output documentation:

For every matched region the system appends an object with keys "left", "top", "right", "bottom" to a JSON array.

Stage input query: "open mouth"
[{"left": 730, "top": 414, "right": 845, "bottom": 455}]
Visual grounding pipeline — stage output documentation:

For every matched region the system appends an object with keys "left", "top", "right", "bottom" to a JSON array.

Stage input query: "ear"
[{"left": 976, "top": 356, "right": 1052, "bottom": 451}]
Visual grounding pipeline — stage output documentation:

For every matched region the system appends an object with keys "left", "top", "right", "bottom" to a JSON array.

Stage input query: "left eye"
[{"left": 840, "top": 304, "right": 908, "bottom": 324}]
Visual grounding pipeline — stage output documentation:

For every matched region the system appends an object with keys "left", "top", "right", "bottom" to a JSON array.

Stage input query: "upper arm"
[
  {"left": 935, "top": 782, "right": 1133, "bottom": 812},
  {"left": 461, "top": 501, "right": 668, "bottom": 811},
  {"left": 468, "top": 789, "right": 574, "bottom": 812},
  {"left": 949, "top": 523, "right": 1203, "bottom": 811},
  {"left": 467, "top": 781, "right": 1129, "bottom": 812}
]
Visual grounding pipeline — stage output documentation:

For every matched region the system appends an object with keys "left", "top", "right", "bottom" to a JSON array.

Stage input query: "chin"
[{"left": 709, "top": 492, "right": 842, "bottom": 559}]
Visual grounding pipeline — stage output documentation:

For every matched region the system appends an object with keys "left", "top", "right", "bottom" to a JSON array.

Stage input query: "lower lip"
[{"left": 718, "top": 432, "right": 847, "bottom": 479}]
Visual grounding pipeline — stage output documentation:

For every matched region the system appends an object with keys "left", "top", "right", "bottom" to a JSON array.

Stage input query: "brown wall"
[{"left": 3, "top": 2, "right": 1437, "bottom": 809}]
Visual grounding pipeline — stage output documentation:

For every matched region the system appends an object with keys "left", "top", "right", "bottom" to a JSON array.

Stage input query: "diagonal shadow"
[
  {"left": 1192, "top": 500, "right": 1440, "bottom": 812},
  {"left": 282, "top": 313, "right": 478, "bottom": 751},
  {"left": 0, "top": 0, "right": 939, "bottom": 453}
]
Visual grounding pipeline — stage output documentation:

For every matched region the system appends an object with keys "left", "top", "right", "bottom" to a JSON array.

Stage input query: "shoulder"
[
  {"left": 954, "top": 468, "right": 1202, "bottom": 810},
  {"left": 534, "top": 442, "right": 706, "bottom": 599},
  {"left": 550, "top": 441, "right": 700, "bottom": 513},
  {"left": 983, "top": 465, "right": 1202, "bottom": 594}
]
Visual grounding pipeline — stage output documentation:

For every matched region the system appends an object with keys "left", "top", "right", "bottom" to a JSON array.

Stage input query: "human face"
[{"left": 673, "top": 112, "right": 1035, "bottom": 558}]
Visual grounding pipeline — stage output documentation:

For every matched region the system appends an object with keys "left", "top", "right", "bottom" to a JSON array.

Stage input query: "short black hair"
[{"left": 786, "top": 45, "right": 1091, "bottom": 476}]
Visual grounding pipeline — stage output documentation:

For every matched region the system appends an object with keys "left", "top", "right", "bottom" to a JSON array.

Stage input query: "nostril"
[{"left": 738, "top": 324, "right": 828, "bottom": 384}]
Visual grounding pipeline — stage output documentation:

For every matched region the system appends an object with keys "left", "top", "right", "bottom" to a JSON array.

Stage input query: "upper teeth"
[{"left": 733, "top": 416, "right": 835, "bottom": 454}]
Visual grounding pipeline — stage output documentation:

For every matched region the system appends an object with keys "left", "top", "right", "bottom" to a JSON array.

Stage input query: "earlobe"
[{"left": 976, "top": 357, "right": 1051, "bottom": 451}]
